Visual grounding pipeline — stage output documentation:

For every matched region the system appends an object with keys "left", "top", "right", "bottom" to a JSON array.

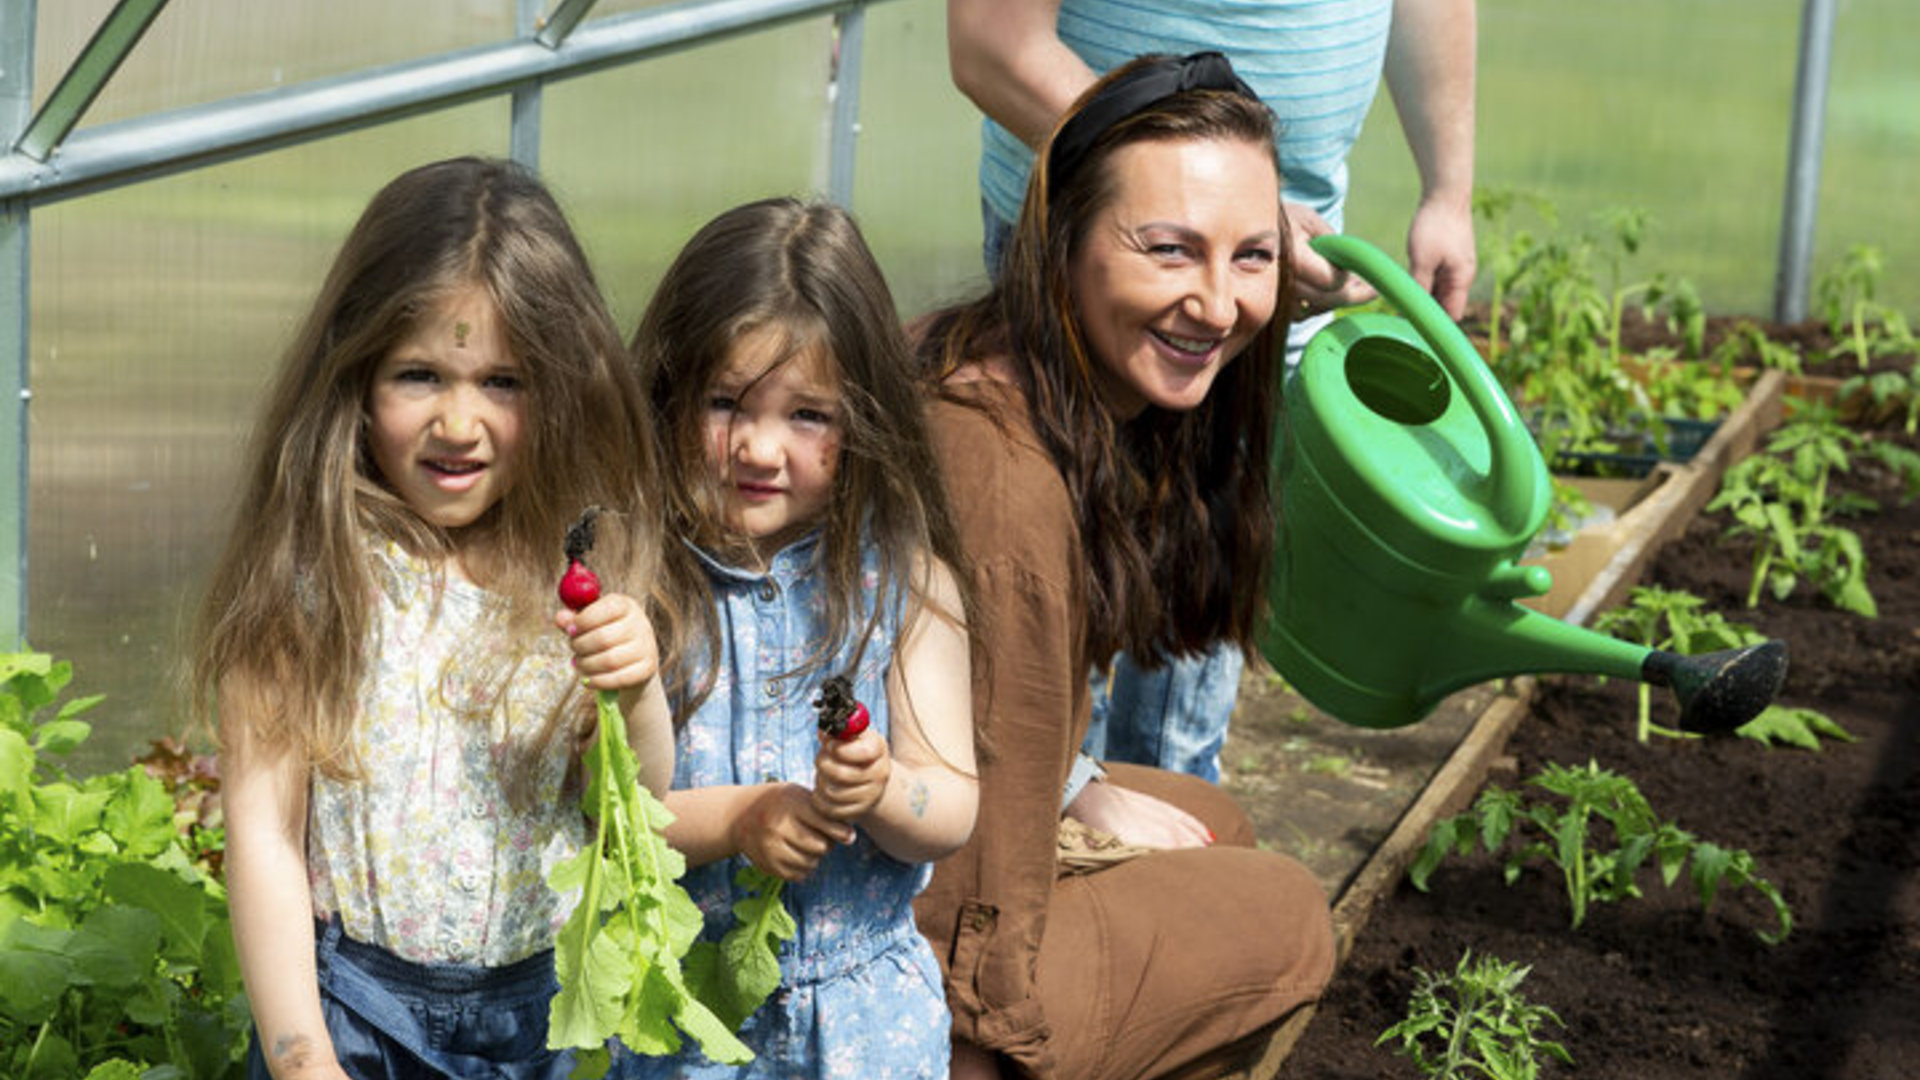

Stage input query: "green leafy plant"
[
  {"left": 1636, "top": 349, "right": 1746, "bottom": 421},
  {"left": 1410, "top": 760, "right": 1792, "bottom": 943},
  {"left": 1593, "top": 586, "right": 1757, "bottom": 742},
  {"left": 1472, "top": 187, "right": 1558, "bottom": 369},
  {"left": 1866, "top": 436, "right": 1920, "bottom": 503},
  {"left": 1538, "top": 477, "right": 1595, "bottom": 548},
  {"left": 1597, "top": 207, "right": 1705, "bottom": 370},
  {"left": 1707, "top": 417, "right": 1879, "bottom": 616},
  {"left": 0, "top": 651, "right": 251, "bottom": 1079},
  {"left": 1487, "top": 201, "right": 1730, "bottom": 473},
  {"left": 1376, "top": 951, "right": 1571, "bottom": 1080},
  {"left": 549, "top": 548, "right": 744, "bottom": 1073},
  {"left": 1813, "top": 244, "right": 1918, "bottom": 370},
  {"left": 546, "top": 518, "right": 793, "bottom": 1076},
  {"left": 1593, "top": 586, "right": 1855, "bottom": 749},
  {"left": 1838, "top": 363, "right": 1920, "bottom": 434},
  {"left": 1708, "top": 318, "right": 1805, "bottom": 376},
  {"left": 1733, "top": 707, "right": 1857, "bottom": 752},
  {"left": 130, "top": 737, "right": 227, "bottom": 881}
]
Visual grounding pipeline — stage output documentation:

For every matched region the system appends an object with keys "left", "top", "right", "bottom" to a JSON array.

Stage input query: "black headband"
[{"left": 1046, "top": 51, "right": 1259, "bottom": 193}]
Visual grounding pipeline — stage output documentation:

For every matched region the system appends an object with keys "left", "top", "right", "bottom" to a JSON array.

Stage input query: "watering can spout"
[
  {"left": 1644, "top": 640, "right": 1790, "bottom": 733},
  {"left": 1261, "top": 235, "right": 1791, "bottom": 730}
]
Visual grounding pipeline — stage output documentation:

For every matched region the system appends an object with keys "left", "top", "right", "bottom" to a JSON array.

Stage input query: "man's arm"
[
  {"left": 947, "top": 0, "right": 1096, "bottom": 150},
  {"left": 1385, "top": 0, "right": 1479, "bottom": 316}
]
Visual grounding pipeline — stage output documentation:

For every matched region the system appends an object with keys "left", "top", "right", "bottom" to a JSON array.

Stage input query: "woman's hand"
[
  {"left": 811, "top": 727, "right": 893, "bottom": 823},
  {"left": 730, "top": 783, "right": 855, "bottom": 882},
  {"left": 1064, "top": 780, "right": 1214, "bottom": 850},
  {"left": 555, "top": 592, "right": 659, "bottom": 692}
]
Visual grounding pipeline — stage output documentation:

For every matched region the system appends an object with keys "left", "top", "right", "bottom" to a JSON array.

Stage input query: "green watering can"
[{"left": 1259, "top": 234, "right": 1787, "bottom": 730}]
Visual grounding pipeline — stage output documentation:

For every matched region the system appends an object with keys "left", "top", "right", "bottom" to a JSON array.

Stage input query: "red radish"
[
  {"left": 813, "top": 675, "right": 869, "bottom": 742},
  {"left": 559, "top": 560, "right": 600, "bottom": 611},
  {"left": 559, "top": 508, "right": 603, "bottom": 611},
  {"left": 837, "top": 702, "right": 870, "bottom": 741}
]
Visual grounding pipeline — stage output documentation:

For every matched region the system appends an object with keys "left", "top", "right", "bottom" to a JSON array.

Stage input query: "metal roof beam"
[
  {"left": 11, "top": 0, "right": 170, "bottom": 162},
  {"left": 0, "top": 0, "right": 864, "bottom": 206},
  {"left": 538, "top": 0, "right": 604, "bottom": 48}
]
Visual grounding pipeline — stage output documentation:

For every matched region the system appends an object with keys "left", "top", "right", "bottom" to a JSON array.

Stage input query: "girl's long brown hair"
[
  {"left": 192, "top": 157, "right": 681, "bottom": 792},
  {"left": 631, "top": 197, "right": 970, "bottom": 718},
  {"left": 920, "top": 56, "right": 1291, "bottom": 665}
]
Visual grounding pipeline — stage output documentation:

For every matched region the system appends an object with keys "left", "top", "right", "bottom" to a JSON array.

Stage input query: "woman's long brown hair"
[
  {"left": 192, "top": 157, "right": 681, "bottom": 796},
  {"left": 920, "top": 56, "right": 1292, "bottom": 666}
]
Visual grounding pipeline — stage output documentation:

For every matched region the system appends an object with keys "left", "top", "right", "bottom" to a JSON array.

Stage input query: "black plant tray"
[{"left": 1547, "top": 417, "right": 1722, "bottom": 478}]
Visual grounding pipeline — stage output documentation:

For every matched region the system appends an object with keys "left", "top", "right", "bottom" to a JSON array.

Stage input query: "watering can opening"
[{"left": 1345, "top": 336, "right": 1451, "bottom": 426}]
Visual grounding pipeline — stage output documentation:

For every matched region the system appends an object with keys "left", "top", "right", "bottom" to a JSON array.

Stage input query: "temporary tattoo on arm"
[
  {"left": 909, "top": 778, "right": 930, "bottom": 819},
  {"left": 271, "top": 1032, "right": 320, "bottom": 1068}
]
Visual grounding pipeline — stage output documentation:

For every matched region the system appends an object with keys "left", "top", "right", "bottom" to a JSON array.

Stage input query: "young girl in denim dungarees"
[
  {"left": 623, "top": 197, "right": 979, "bottom": 1080},
  {"left": 196, "top": 157, "right": 683, "bottom": 1080}
]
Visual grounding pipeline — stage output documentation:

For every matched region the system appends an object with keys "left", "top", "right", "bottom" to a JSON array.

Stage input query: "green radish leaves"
[
  {"left": 547, "top": 690, "right": 753, "bottom": 1075},
  {"left": 683, "top": 867, "right": 796, "bottom": 1032}
]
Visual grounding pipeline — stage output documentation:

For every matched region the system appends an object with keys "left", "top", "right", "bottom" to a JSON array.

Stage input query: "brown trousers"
[{"left": 1022, "top": 764, "right": 1336, "bottom": 1080}]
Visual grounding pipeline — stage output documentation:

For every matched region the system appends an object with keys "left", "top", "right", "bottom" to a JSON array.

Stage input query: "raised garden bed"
[{"left": 1271, "top": 397, "right": 1920, "bottom": 1077}]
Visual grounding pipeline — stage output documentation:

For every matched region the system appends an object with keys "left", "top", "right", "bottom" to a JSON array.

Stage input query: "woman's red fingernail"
[{"left": 1205, "top": 829, "right": 1217, "bottom": 845}]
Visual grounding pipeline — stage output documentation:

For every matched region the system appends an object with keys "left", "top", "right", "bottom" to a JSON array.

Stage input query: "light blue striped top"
[{"left": 980, "top": 0, "right": 1394, "bottom": 234}]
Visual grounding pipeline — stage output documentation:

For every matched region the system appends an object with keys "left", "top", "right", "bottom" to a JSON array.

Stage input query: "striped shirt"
[{"left": 979, "top": 0, "right": 1394, "bottom": 232}]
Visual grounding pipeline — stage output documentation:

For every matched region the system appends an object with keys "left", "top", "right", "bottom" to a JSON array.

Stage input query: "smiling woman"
[
  {"left": 1067, "top": 138, "right": 1283, "bottom": 418},
  {"left": 911, "top": 54, "right": 1330, "bottom": 1080}
]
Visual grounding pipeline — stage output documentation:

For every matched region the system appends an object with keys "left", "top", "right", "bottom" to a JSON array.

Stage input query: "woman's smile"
[{"left": 1068, "top": 136, "right": 1281, "bottom": 418}]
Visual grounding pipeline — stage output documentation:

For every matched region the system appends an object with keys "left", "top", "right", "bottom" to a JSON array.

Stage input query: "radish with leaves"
[{"left": 545, "top": 508, "right": 755, "bottom": 1074}]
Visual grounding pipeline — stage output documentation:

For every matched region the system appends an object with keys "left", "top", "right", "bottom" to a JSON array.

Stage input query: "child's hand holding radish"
[
  {"left": 555, "top": 510, "right": 659, "bottom": 693},
  {"left": 553, "top": 511, "right": 673, "bottom": 794},
  {"left": 811, "top": 732, "right": 891, "bottom": 823},
  {"left": 554, "top": 590, "right": 661, "bottom": 693},
  {"left": 810, "top": 675, "right": 893, "bottom": 824}
]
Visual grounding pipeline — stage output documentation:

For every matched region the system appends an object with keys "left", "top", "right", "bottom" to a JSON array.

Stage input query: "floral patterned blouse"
[{"left": 307, "top": 540, "right": 587, "bottom": 967}]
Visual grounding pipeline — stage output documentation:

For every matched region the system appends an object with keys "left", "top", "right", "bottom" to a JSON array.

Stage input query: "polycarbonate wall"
[
  {"left": 18, "top": 0, "right": 1917, "bottom": 772},
  {"left": 1346, "top": 0, "right": 1920, "bottom": 318},
  {"left": 20, "top": 0, "right": 981, "bottom": 773}
]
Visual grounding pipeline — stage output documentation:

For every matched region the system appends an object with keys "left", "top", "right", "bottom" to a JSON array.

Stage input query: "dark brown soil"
[{"left": 1278, "top": 412, "right": 1920, "bottom": 1074}]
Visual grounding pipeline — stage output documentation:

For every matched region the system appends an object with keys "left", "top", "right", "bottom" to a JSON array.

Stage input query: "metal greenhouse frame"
[
  {"left": 1, "top": 0, "right": 888, "bottom": 645},
  {"left": 0, "top": 0, "right": 1843, "bottom": 647}
]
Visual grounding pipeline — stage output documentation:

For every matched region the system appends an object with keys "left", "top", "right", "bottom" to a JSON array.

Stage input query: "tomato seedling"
[
  {"left": 1410, "top": 760, "right": 1792, "bottom": 944},
  {"left": 1376, "top": 950, "right": 1572, "bottom": 1080}
]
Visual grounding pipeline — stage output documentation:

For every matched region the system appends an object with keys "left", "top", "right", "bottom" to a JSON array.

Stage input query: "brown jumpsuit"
[{"left": 914, "top": 380, "right": 1336, "bottom": 1080}]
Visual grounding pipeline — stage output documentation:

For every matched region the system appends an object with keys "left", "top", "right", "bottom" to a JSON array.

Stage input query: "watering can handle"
[{"left": 1308, "top": 234, "right": 1543, "bottom": 534}]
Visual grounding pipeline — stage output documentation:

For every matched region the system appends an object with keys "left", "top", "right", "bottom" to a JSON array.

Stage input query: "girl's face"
[
  {"left": 1068, "top": 136, "right": 1282, "bottom": 419},
  {"left": 703, "top": 327, "right": 844, "bottom": 551},
  {"left": 366, "top": 285, "right": 526, "bottom": 531}
]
